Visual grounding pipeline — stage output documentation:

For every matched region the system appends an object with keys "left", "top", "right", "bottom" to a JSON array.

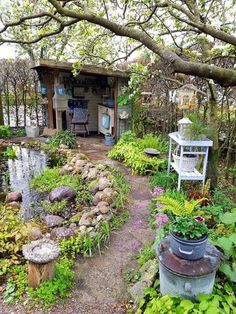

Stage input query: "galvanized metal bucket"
[{"left": 170, "top": 232, "right": 208, "bottom": 260}]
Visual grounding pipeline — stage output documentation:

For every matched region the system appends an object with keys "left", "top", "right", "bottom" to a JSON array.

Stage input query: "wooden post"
[
  {"left": 28, "top": 260, "right": 56, "bottom": 289},
  {"left": 114, "top": 77, "right": 118, "bottom": 139},
  {"left": 45, "top": 73, "right": 54, "bottom": 129}
]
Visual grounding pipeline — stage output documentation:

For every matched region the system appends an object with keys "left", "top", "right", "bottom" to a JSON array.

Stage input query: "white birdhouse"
[{"left": 178, "top": 84, "right": 197, "bottom": 110}]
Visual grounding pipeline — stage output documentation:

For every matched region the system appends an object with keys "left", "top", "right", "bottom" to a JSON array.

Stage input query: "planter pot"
[
  {"left": 173, "top": 153, "right": 197, "bottom": 172},
  {"left": 170, "top": 232, "right": 208, "bottom": 260},
  {"left": 25, "top": 126, "right": 39, "bottom": 138},
  {"left": 104, "top": 135, "right": 115, "bottom": 146}
]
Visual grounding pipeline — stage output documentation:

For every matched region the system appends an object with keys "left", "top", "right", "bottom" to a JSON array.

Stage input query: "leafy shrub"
[
  {"left": 0, "top": 125, "right": 11, "bottom": 138},
  {"left": 108, "top": 132, "right": 167, "bottom": 175},
  {"left": 0, "top": 206, "right": 27, "bottom": 268},
  {"left": 12, "top": 128, "right": 26, "bottom": 137},
  {"left": 212, "top": 189, "right": 235, "bottom": 211},
  {"left": 49, "top": 130, "right": 77, "bottom": 149},
  {"left": 2, "top": 147, "right": 17, "bottom": 159}
]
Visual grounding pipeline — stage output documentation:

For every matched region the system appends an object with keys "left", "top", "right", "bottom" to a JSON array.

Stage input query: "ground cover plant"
[{"left": 108, "top": 131, "right": 167, "bottom": 175}]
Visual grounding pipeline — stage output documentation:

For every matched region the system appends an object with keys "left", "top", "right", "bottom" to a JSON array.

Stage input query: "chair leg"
[{"left": 85, "top": 123, "right": 89, "bottom": 135}]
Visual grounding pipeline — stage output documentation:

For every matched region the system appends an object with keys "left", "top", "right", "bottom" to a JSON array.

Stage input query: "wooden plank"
[{"left": 45, "top": 73, "right": 54, "bottom": 129}]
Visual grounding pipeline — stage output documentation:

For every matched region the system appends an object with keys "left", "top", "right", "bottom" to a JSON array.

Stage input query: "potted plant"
[
  {"left": 104, "top": 133, "right": 115, "bottom": 146},
  {"left": 169, "top": 215, "right": 208, "bottom": 260}
]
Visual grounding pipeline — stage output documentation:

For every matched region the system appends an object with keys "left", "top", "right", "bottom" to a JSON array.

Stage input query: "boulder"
[
  {"left": 130, "top": 281, "right": 148, "bottom": 305},
  {"left": 5, "top": 192, "right": 22, "bottom": 203},
  {"left": 92, "top": 191, "right": 102, "bottom": 205},
  {"left": 87, "top": 168, "right": 98, "bottom": 180},
  {"left": 88, "top": 180, "right": 99, "bottom": 195},
  {"left": 139, "top": 260, "right": 158, "bottom": 284},
  {"left": 79, "top": 208, "right": 99, "bottom": 226},
  {"left": 44, "top": 215, "right": 64, "bottom": 227},
  {"left": 59, "top": 144, "right": 68, "bottom": 150},
  {"left": 49, "top": 186, "right": 76, "bottom": 202},
  {"left": 97, "top": 201, "right": 110, "bottom": 214},
  {"left": 75, "top": 159, "right": 87, "bottom": 168},
  {"left": 50, "top": 227, "right": 74, "bottom": 240},
  {"left": 98, "top": 177, "right": 111, "bottom": 190}
]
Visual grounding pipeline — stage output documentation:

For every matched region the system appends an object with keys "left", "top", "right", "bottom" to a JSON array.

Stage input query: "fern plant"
[{"left": 158, "top": 195, "right": 206, "bottom": 216}]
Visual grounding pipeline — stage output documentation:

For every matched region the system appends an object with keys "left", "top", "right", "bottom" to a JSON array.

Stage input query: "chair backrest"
[{"left": 71, "top": 107, "right": 88, "bottom": 123}]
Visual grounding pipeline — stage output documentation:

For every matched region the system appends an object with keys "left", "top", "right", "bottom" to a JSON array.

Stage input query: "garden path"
[{"left": 0, "top": 138, "right": 155, "bottom": 314}]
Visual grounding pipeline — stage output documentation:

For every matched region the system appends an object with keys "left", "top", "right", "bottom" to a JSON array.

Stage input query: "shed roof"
[{"left": 32, "top": 59, "right": 129, "bottom": 78}]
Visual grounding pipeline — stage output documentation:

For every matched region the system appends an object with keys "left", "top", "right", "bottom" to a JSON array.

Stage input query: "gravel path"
[{"left": 0, "top": 155, "right": 155, "bottom": 314}]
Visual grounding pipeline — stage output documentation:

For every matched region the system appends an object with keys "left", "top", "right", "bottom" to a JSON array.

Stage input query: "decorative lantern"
[
  {"left": 178, "top": 117, "right": 192, "bottom": 139},
  {"left": 178, "top": 84, "right": 197, "bottom": 110}
]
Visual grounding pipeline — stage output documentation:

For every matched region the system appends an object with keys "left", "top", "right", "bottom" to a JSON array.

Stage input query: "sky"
[{"left": 0, "top": 43, "right": 16, "bottom": 58}]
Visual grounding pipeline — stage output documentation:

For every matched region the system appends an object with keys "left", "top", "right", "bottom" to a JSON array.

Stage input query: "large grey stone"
[
  {"left": 98, "top": 177, "right": 111, "bottom": 190},
  {"left": 49, "top": 186, "right": 76, "bottom": 202},
  {"left": 130, "top": 281, "right": 148, "bottom": 305},
  {"left": 44, "top": 215, "right": 64, "bottom": 227},
  {"left": 50, "top": 227, "right": 74, "bottom": 240}
]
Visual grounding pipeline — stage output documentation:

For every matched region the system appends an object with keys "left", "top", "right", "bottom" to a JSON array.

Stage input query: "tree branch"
[{"left": 44, "top": 0, "right": 236, "bottom": 86}]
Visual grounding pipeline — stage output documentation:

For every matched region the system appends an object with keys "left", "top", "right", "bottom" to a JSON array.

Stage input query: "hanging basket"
[{"left": 173, "top": 146, "right": 197, "bottom": 172}]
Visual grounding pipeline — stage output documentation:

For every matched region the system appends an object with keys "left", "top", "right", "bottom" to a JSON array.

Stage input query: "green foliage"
[
  {"left": 49, "top": 130, "right": 77, "bottom": 150},
  {"left": 4, "top": 259, "right": 75, "bottom": 306},
  {"left": 108, "top": 132, "right": 167, "bottom": 175},
  {"left": 137, "top": 245, "right": 156, "bottom": 267},
  {"left": 158, "top": 195, "right": 204, "bottom": 216},
  {"left": 28, "top": 258, "right": 75, "bottom": 306},
  {"left": 169, "top": 216, "right": 208, "bottom": 240},
  {"left": 12, "top": 128, "right": 26, "bottom": 137},
  {"left": 31, "top": 167, "right": 80, "bottom": 192},
  {"left": 0, "top": 205, "right": 29, "bottom": 272},
  {"left": 0, "top": 125, "right": 11, "bottom": 138},
  {"left": 184, "top": 114, "right": 208, "bottom": 140},
  {"left": 138, "top": 287, "right": 236, "bottom": 314},
  {"left": 2, "top": 146, "right": 17, "bottom": 159},
  {"left": 40, "top": 199, "right": 68, "bottom": 215},
  {"left": 212, "top": 189, "right": 235, "bottom": 211},
  {"left": 150, "top": 172, "right": 177, "bottom": 190},
  {"left": 110, "top": 169, "right": 130, "bottom": 209}
]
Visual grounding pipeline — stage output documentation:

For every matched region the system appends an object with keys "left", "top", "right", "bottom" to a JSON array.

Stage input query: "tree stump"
[{"left": 22, "top": 238, "right": 60, "bottom": 289}]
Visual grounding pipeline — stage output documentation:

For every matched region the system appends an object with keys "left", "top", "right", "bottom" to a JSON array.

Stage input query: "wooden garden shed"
[{"left": 33, "top": 59, "right": 131, "bottom": 138}]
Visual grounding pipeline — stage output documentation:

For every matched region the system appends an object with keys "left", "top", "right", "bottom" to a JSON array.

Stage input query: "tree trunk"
[
  {"left": 0, "top": 91, "right": 4, "bottom": 125},
  {"left": 207, "top": 82, "right": 219, "bottom": 190},
  {"left": 225, "top": 120, "right": 236, "bottom": 179}
]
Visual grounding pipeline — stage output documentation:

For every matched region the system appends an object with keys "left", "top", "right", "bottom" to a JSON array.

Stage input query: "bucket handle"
[{"left": 179, "top": 247, "right": 193, "bottom": 255}]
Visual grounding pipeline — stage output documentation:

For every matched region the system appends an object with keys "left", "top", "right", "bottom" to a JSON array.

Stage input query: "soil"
[{"left": 0, "top": 138, "right": 155, "bottom": 314}]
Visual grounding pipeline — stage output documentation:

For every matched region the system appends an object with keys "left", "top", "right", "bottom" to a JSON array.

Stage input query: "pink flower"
[
  {"left": 151, "top": 186, "right": 165, "bottom": 197},
  {"left": 194, "top": 216, "right": 205, "bottom": 222},
  {"left": 156, "top": 213, "right": 169, "bottom": 228}
]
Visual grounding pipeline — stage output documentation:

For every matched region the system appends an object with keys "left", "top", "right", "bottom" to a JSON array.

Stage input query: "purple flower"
[
  {"left": 194, "top": 216, "right": 205, "bottom": 222},
  {"left": 151, "top": 186, "right": 165, "bottom": 197},
  {"left": 156, "top": 213, "right": 169, "bottom": 228}
]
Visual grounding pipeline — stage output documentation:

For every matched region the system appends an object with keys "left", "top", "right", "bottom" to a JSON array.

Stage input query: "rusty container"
[{"left": 157, "top": 237, "right": 222, "bottom": 300}]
